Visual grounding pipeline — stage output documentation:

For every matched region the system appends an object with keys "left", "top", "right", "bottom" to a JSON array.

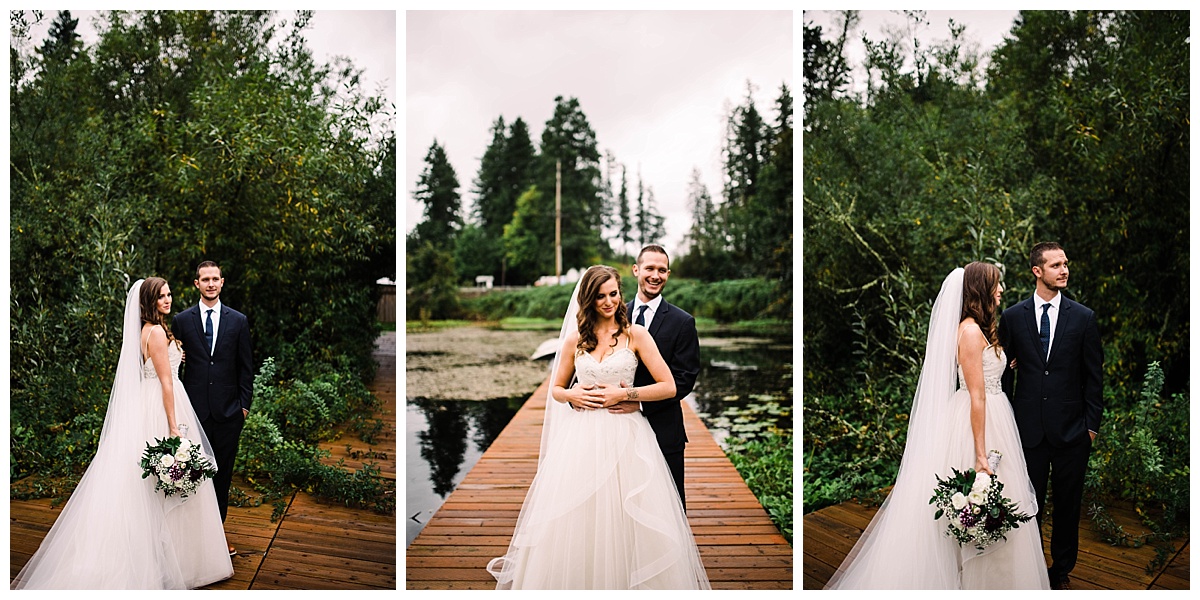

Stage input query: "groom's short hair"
[
  {"left": 196, "top": 260, "right": 221, "bottom": 279},
  {"left": 1029, "top": 242, "right": 1063, "bottom": 269},
  {"left": 636, "top": 244, "right": 670, "bottom": 266}
]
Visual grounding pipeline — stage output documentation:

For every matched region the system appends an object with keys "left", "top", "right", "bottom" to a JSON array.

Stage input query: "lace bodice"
[
  {"left": 957, "top": 345, "right": 1005, "bottom": 394},
  {"left": 575, "top": 347, "right": 638, "bottom": 387},
  {"left": 143, "top": 341, "right": 183, "bottom": 380}
]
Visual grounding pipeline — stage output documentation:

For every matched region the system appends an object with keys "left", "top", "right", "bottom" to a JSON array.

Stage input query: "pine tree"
[
  {"left": 40, "top": 10, "right": 81, "bottom": 63},
  {"left": 413, "top": 139, "right": 462, "bottom": 248},
  {"left": 539, "top": 96, "right": 604, "bottom": 266},
  {"left": 472, "top": 116, "right": 508, "bottom": 236},
  {"left": 617, "top": 164, "right": 632, "bottom": 258}
]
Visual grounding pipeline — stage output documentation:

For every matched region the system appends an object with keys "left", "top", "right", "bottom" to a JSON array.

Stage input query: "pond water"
[{"left": 405, "top": 328, "right": 792, "bottom": 546}]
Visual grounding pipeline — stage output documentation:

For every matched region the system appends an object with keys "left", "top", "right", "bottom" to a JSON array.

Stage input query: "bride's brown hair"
[
  {"left": 960, "top": 262, "right": 1001, "bottom": 356},
  {"left": 575, "top": 266, "right": 629, "bottom": 355},
  {"left": 139, "top": 277, "right": 176, "bottom": 343}
]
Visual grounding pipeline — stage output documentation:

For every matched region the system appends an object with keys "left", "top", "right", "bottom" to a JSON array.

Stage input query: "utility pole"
[{"left": 555, "top": 159, "right": 562, "bottom": 283}]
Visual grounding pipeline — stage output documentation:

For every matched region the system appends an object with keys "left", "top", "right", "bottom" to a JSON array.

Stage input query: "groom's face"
[
  {"left": 633, "top": 251, "right": 670, "bottom": 300},
  {"left": 1033, "top": 249, "right": 1069, "bottom": 292},
  {"left": 195, "top": 267, "right": 224, "bottom": 302}
]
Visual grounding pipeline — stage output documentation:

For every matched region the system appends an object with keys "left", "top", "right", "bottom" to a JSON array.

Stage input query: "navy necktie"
[
  {"left": 635, "top": 304, "right": 648, "bottom": 327},
  {"left": 1039, "top": 303, "right": 1051, "bottom": 360},
  {"left": 205, "top": 309, "right": 214, "bottom": 353}
]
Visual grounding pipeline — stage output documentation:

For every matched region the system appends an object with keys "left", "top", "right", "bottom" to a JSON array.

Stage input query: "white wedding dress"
[
  {"left": 825, "top": 268, "right": 1050, "bottom": 590},
  {"left": 486, "top": 340, "right": 710, "bottom": 589},
  {"left": 12, "top": 281, "right": 233, "bottom": 590}
]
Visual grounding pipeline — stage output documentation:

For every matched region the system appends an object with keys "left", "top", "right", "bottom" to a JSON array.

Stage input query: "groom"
[
  {"left": 174, "top": 260, "right": 254, "bottom": 553},
  {"left": 609, "top": 244, "right": 701, "bottom": 509},
  {"left": 999, "top": 242, "right": 1103, "bottom": 590}
]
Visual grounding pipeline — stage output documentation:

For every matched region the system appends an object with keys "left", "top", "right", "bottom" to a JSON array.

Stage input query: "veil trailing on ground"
[
  {"left": 12, "top": 279, "right": 227, "bottom": 589},
  {"left": 825, "top": 268, "right": 966, "bottom": 589}
]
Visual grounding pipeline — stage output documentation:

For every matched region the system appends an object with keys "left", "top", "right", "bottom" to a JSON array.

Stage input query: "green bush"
[
  {"left": 727, "top": 432, "right": 794, "bottom": 544},
  {"left": 1084, "top": 362, "right": 1188, "bottom": 571}
]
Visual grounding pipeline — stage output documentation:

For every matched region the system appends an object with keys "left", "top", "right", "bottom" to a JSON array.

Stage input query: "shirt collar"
[
  {"left": 1034, "top": 291, "right": 1061, "bottom": 310},
  {"left": 200, "top": 299, "right": 223, "bottom": 314},
  {"left": 635, "top": 295, "right": 663, "bottom": 313}
]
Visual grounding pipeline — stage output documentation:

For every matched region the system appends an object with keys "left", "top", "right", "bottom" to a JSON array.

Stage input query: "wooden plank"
[
  {"left": 11, "top": 333, "right": 398, "bottom": 591},
  {"left": 406, "top": 376, "right": 794, "bottom": 589},
  {"left": 802, "top": 492, "right": 1189, "bottom": 589}
]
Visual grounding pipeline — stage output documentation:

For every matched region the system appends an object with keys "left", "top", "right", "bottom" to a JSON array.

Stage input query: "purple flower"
[{"left": 958, "top": 506, "right": 979, "bottom": 528}]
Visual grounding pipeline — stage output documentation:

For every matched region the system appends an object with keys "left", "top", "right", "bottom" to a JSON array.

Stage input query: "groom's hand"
[{"left": 608, "top": 401, "right": 640, "bottom": 414}]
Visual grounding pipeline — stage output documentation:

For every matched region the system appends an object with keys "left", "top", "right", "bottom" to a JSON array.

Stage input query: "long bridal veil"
[
  {"left": 13, "top": 279, "right": 222, "bottom": 589},
  {"left": 825, "top": 268, "right": 966, "bottom": 589}
]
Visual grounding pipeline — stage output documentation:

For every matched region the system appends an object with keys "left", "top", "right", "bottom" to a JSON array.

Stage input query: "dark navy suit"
[
  {"left": 174, "top": 302, "right": 253, "bottom": 521},
  {"left": 999, "top": 293, "right": 1103, "bottom": 584},
  {"left": 627, "top": 298, "right": 700, "bottom": 509}
]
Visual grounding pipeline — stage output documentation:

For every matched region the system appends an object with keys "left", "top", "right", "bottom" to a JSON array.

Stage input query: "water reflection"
[{"left": 406, "top": 396, "right": 521, "bottom": 545}]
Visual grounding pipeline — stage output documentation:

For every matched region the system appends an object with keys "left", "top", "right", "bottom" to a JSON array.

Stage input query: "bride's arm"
[
  {"left": 147, "top": 326, "right": 181, "bottom": 437},
  {"left": 619, "top": 326, "right": 676, "bottom": 404},
  {"left": 550, "top": 332, "right": 598, "bottom": 410},
  {"left": 957, "top": 322, "right": 992, "bottom": 475}
]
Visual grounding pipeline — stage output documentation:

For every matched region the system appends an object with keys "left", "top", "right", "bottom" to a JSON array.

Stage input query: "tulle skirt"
[
  {"left": 11, "top": 378, "right": 233, "bottom": 589},
  {"left": 826, "top": 390, "right": 1050, "bottom": 589},
  {"left": 947, "top": 390, "right": 1050, "bottom": 589},
  {"left": 487, "top": 408, "right": 709, "bottom": 589}
]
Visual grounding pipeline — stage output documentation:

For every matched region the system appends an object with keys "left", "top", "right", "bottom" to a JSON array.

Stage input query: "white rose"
[
  {"left": 178, "top": 438, "right": 192, "bottom": 453},
  {"left": 175, "top": 448, "right": 190, "bottom": 462},
  {"left": 159, "top": 473, "right": 172, "bottom": 484},
  {"left": 159, "top": 454, "right": 175, "bottom": 468},
  {"left": 972, "top": 473, "right": 992, "bottom": 491},
  {"left": 968, "top": 490, "right": 986, "bottom": 505},
  {"left": 951, "top": 492, "right": 968, "bottom": 510}
]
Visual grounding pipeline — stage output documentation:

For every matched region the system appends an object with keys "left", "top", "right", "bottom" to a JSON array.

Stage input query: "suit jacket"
[
  {"left": 998, "top": 294, "right": 1103, "bottom": 448},
  {"left": 627, "top": 298, "right": 701, "bottom": 455},
  {"left": 174, "top": 302, "right": 254, "bottom": 423}
]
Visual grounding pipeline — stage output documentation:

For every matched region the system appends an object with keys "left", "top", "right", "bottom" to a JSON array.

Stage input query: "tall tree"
[
  {"left": 412, "top": 139, "right": 462, "bottom": 248},
  {"left": 39, "top": 10, "right": 81, "bottom": 62},
  {"left": 538, "top": 96, "right": 604, "bottom": 266},
  {"left": 472, "top": 116, "right": 508, "bottom": 234},
  {"left": 616, "top": 164, "right": 633, "bottom": 259}
]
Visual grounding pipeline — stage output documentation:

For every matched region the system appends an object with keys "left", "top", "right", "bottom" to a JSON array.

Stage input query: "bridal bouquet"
[
  {"left": 139, "top": 427, "right": 217, "bottom": 500},
  {"left": 929, "top": 451, "right": 1034, "bottom": 553}
]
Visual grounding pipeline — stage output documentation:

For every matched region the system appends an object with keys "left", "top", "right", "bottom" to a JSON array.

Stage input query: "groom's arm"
[
  {"left": 670, "top": 315, "right": 700, "bottom": 401},
  {"left": 236, "top": 316, "right": 254, "bottom": 412},
  {"left": 1082, "top": 311, "right": 1104, "bottom": 437}
]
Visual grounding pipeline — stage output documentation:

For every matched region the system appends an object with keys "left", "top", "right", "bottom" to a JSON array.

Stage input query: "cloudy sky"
[
  {"left": 19, "top": 9, "right": 396, "bottom": 110},
  {"left": 804, "top": 10, "right": 1022, "bottom": 94},
  {"left": 406, "top": 10, "right": 793, "bottom": 255}
]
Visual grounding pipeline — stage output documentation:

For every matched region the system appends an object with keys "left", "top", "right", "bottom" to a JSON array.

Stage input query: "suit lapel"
[
  {"left": 648, "top": 300, "right": 669, "bottom": 337},
  {"left": 1021, "top": 296, "right": 1045, "bottom": 366},
  {"left": 1047, "top": 298, "right": 1074, "bottom": 366}
]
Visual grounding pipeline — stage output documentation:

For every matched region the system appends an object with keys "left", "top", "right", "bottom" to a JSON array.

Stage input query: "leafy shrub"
[{"left": 727, "top": 432, "right": 794, "bottom": 544}]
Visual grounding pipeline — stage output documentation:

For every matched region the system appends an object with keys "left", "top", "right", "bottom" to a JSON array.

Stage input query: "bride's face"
[
  {"left": 594, "top": 277, "right": 621, "bottom": 320},
  {"left": 156, "top": 284, "right": 173, "bottom": 315}
]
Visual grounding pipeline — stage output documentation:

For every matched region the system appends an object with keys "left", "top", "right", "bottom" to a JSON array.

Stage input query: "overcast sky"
[
  {"left": 804, "top": 10, "right": 1021, "bottom": 94},
  {"left": 406, "top": 10, "right": 793, "bottom": 255},
  {"left": 20, "top": 9, "right": 396, "bottom": 115}
]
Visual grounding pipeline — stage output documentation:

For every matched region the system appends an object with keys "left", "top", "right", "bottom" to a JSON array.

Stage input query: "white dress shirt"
[
  {"left": 200, "top": 300, "right": 222, "bottom": 354},
  {"left": 632, "top": 295, "right": 664, "bottom": 330},
  {"left": 1034, "top": 291, "right": 1061, "bottom": 358}
]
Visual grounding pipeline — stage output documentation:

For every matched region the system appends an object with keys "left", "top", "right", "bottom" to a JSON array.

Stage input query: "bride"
[
  {"left": 486, "top": 265, "right": 710, "bottom": 589},
  {"left": 825, "top": 263, "right": 1050, "bottom": 589},
  {"left": 12, "top": 278, "right": 234, "bottom": 589}
]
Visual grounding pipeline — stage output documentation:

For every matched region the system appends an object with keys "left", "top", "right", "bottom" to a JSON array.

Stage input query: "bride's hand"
[
  {"left": 571, "top": 385, "right": 602, "bottom": 411},
  {"left": 975, "top": 455, "right": 994, "bottom": 475},
  {"left": 170, "top": 426, "right": 182, "bottom": 438}
]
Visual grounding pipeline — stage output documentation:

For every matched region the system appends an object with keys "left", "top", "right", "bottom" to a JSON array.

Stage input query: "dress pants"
[
  {"left": 1023, "top": 434, "right": 1092, "bottom": 582},
  {"left": 201, "top": 413, "right": 245, "bottom": 522}
]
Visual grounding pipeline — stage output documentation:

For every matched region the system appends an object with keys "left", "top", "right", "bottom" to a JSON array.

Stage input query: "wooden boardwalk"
[
  {"left": 10, "top": 332, "right": 397, "bottom": 590},
  {"left": 405, "top": 379, "right": 793, "bottom": 589},
  {"left": 803, "top": 494, "right": 1189, "bottom": 589}
]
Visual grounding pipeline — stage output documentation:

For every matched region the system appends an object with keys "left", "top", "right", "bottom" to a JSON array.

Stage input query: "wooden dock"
[
  {"left": 803, "top": 494, "right": 1189, "bottom": 589},
  {"left": 405, "top": 379, "right": 794, "bottom": 589},
  {"left": 10, "top": 332, "right": 397, "bottom": 590}
]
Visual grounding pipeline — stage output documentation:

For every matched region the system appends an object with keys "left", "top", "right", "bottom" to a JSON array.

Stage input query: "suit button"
[{"left": 1044, "top": 371, "right": 1049, "bottom": 375}]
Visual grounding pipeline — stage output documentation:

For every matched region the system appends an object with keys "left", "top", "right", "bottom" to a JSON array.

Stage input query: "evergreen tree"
[
  {"left": 39, "top": 10, "right": 81, "bottom": 62},
  {"left": 412, "top": 139, "right": 462, "bottom": 248},
  {"left": 472, "top": 116, "right": 508, "bottom": 236},
  {"left": 617, "top": 164, "right": 633, "bottom": 259},
  {"left": 538, "top": 96, "right": 604, "bottom": 266}
]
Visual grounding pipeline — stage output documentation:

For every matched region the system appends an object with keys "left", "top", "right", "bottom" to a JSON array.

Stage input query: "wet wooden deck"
[
  {"left": 10, "top": 332, "right": 397, "bottom": 590},
  {"left": 405, "top": 378, "right": 794, "bottom": 589},
  {"left": 803, "top": 493, "right": 1189, "bottom": 589}
]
